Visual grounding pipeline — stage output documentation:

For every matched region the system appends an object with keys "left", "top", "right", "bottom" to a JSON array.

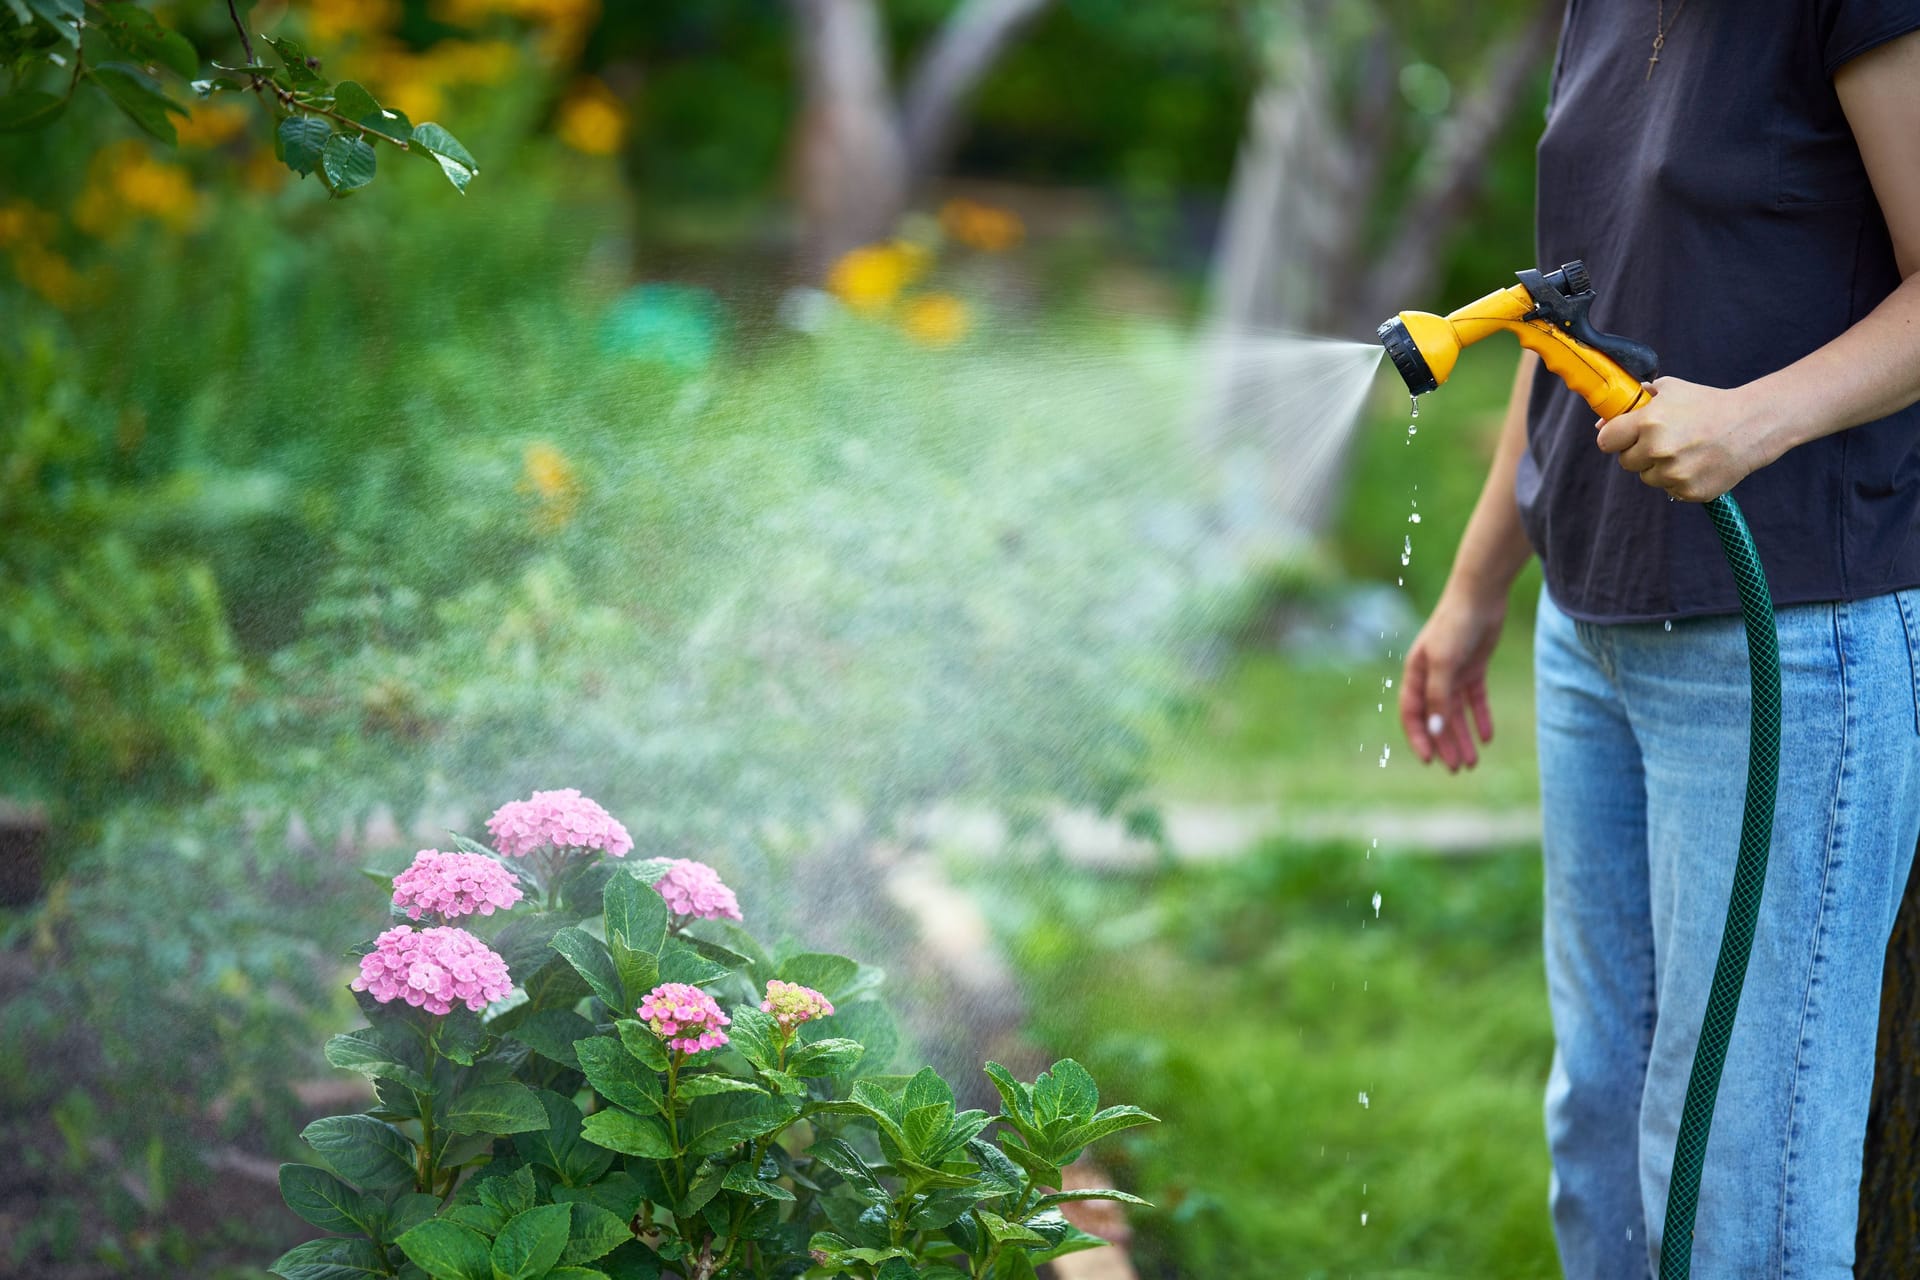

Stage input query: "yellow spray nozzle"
[{"left": 1378, "top": 260, "right": 1659, "bottom": 422}]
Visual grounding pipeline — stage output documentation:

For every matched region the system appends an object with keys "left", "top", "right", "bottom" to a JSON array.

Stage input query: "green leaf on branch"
[
  {"left": 268, "top": 1236, "right": 390, "bottom": 1279},
  {"left": 278, "top": 1163, "right": 375, "bottom": 1236},
  {"left": 507, "top": 1007, "right": 595, "bottom": 1069},
  {"left": 721, "top": 1158, "right": 796, "bottom": 1201},
  {"left": 808, "top": 1138, "right": 889, "bottom": 1204},
  {"left": 0, "top": 91, "right": 67, "bottom": 132},
  {"left": 380, "top": 1192, "right": 440, "bottom": 1243},
  {"left": 902, "top": 1066, "right": 956, "bottom": 1158},
  {"left": 23, "top": 0, "right": 80, "bottom": 47},
  {"left": 98, "top": 3, "right": 198, "bottom": 79},
  {"left": 491, "top": 1203, "right": 571, "bottom": 1280},
  {"left": 775, "top": 952, "right": 859, "bottom": 1000},
  {"left": 614, "top": 1018, "right": 670, "bottom": 1071},
  {"left": 301, "top": 1115, "right": 415, "bottom": 1192},
  {"left": 1033, "top": 1187, "right": 1152, "bottom": 1209},
  {"left": 321, "top": 133, "right": 375, "bottom": 193},
  {"left": 325, "top": 1029, "right": 431, "bottom": 1092},
  {"left": 277, "top": 115, "right": 330, "bottom": 176},
  {"left": 262, "top": 33, "right": 326, "bottom": 88},
  {"left": 1052, "top": 1104, "right": 1160, "bottom": 1157},
  {"left": 786, "top": 1037, "right": 864, "bottom": 1078},
  {"left": 88, "top": 62, "right": 187, "bottom": 143},
  {"left": 551, "top": 927, "right": 625, "bottom": 1011},
  {"left": 579, "top": 1109, "right": 675, "bottom": 1159},
  {"left": 331, "top": 79, "right": 412, "bottom": 143},
  {"left": 518, "top": 1091, "right": 617, "bottom": 1186},
  {"left": 675, "top": 1074, "right": 764, "bottom": 1100},
  {"left": 558, "top": 1201, "right": 633, "bottom": 1264},
  {"left": 411, "top": 121, "right": 477, "bottom": 192},
  {"left": 395, "top": 1219, "right": 493, "bottom": 1280},
  {"left": 657, "top": 939, "right": 728, "bottom": 986},
  {"left": 574, "top": 1035, "right": 664, "bottom": 1115},
  {"left": 433, "top": 1008, "right": 489, "bottom": 1065},
  {"left": 681, "top": 1091, "right": 798, "bottom": 1157},
  {"left": 983, "top": 1061, "right": 1037, "bottom": 1132},
  {"left": 3, "top": 0, "right": 34, "bottom": 25},
  {"left": 442, "top": 1081, "right": 546, "bottom": 1135},
  {"left": 975, "top": 1209, "right": 1048, "bottom": 1246},
  {"left": 604, "top": 872, "right": 669, "bottom": 957}
]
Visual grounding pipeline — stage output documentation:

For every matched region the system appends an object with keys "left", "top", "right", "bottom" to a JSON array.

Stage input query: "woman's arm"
[
  {"left": 1398, "top": 350, "right": 1538, "bottom": 771},
  {"left": 1593, "top": 29, "right": 1920, "bottom": 501}
]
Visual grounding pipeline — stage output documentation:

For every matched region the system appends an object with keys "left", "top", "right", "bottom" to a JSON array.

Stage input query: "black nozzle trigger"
[{"left": 1516, "top": 264, "right": 1661, "bottom": 383}]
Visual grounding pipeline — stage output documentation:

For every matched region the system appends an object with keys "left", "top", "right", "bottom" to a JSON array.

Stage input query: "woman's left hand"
[{"left": 1594, "top": 376, "right": 1777, "bottom": 503}]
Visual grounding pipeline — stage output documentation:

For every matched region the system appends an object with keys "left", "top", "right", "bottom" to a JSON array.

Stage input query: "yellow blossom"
[
  {"left": 431, "top": 0, "right": 598, "bottom": 58},
  {"left": 12, "top": 245, "right": 80, "bottom": 309},
  {"left": 174, "top": 100, "right": 250, "bottom": 148},
  {"left": 827, "top": 240, "right": 932, "bottom": 314},
  {"left": 365, "top": 38, "right": 518, "bottom": 125},
  {"left": 899, "top": 292, "right": 970, "bottom": 347},
  {"left": 518, "top": 442, "right": 582, "bottom": 532},
  {"left": 306, "top": 0, "right": 400, "bottom": 42},
  {"left": 940, "top": 198, "right": 1024, "bottom": 253},
  {"left": 555, "top": 77, "right": 627, "bottom": 156},
  {"left": 72, "top": 142, "right": 198, "bottom": 238}
]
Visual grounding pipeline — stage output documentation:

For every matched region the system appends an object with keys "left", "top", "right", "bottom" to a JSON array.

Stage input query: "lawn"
[{"left": 968, "top": 842, "right": 1558, "bottom": 1278}]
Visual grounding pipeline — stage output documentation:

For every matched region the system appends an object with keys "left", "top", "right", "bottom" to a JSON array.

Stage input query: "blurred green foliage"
[{"left": 973, "top": 840, "right": 1556, "bottom": 1277}]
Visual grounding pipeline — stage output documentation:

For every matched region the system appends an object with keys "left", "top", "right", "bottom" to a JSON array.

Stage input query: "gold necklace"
[{"left": 1646, "top": 0, "right": 1689, "bottom": 80}]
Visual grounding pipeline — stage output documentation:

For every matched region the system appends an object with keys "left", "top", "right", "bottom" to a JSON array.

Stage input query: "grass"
[{"left": 971, "top": 842, "right": 1557, "bottom": 1278}]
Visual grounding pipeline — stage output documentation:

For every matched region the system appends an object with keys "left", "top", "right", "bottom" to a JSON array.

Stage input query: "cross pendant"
[{"left": 1646, "top": 33, "right": 1665, "bottom": 81}]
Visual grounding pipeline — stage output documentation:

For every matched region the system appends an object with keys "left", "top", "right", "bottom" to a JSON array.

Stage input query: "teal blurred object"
[{"left": 599, "top": 283, "right": 723, "bottom": 370}]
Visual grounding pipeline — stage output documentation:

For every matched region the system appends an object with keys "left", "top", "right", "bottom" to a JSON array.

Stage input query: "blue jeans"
[{"left": 1534, "top": 586, "right": 1920, "bottom": 1279}]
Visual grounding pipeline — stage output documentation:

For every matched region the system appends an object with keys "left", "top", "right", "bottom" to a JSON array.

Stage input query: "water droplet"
[
  {"left": 1408, "top": 513, "right": 1422, "bottom": 524},
  {"left": 1397, "top": 576, "right": 1403, "bottom": 586},
  {"left": 1372, "top": 892, "right": 1382, "bottom": 917},
  {"left": 1358, "top": 1090, "right": 1370, "bottom": 1108},
  {"left": 1407, "top": 423, "right": 1419, "bottom": 438},
  {"left": 1664, "top": 619, "right": 1672, "bottom": 631},
  {"left": 1410, "top": 395, "right": 1419, "bottom": 418},
  {"left": 1400, "top": 535, "right": 1412, "bottom": 566},
  {"left": 1377, "top": 745, "right": 1391, "bottom": 768},
  {"left": 1361, "top": 1211, "right": 1370, "bottom": 1226},
  {"left": 1384, "top": 679, "right": 1393, "bottom": 689},
  {"left": 1376, "top": 702, "right": 1383, "bottom": 712}
]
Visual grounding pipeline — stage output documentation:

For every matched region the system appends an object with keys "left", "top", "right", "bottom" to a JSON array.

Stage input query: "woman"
[{"left": 1397, "top": 3, "right": 1920, "bottom": 1277}]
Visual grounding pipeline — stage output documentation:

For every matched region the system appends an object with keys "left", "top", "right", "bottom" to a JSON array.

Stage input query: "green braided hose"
[{"left": 1657, "top": 492, "right": 1783, "bottom": 1279}]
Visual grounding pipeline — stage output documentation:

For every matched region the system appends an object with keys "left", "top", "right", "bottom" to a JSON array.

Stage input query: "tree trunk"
[
  {"left": 1348, "top": 0, "right": 1565, "bottom": 335},
  {"left": 790, "top": 0, "right": 911, "bottom": 274},
  {"left": 900, "top": 0, "right": 1056, "bottom": 185},
  {"left": 1857, "top": 843, "right": 1920, "bottom": 1274}
]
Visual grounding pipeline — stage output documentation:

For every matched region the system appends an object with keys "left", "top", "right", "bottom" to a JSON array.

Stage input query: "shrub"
[{"left": 272, "top": 789, "right": 1157, "bottom": 1280}]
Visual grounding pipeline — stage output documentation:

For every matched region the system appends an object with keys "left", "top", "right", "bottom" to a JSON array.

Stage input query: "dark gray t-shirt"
[{"left": 1516, "top": 0, "right": 1920, "bottom": 623}]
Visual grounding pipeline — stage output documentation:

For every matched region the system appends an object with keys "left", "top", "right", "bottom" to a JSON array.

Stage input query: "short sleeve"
[{"left": 1818, "top": 0, "right": 1920, "bottom": 75}]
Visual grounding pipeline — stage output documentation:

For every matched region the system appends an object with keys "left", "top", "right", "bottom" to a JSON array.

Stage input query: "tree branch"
[
  {"left": 225, "top": 0, "right": 254, "bottom": 66},
  {"left": 1350, "top": 0, "right": 1564, "bottom": 334},
  {"left": 898, "top": 0, "right": 1054, "bottom": 184}
]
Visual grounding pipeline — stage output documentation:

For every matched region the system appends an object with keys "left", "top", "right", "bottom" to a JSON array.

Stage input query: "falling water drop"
[
  {"left": 1411, "top": 397, "right": 1420, "bottom": 419},
  {"left": 1664, "top": 620, "right": 1673, "bottom": 632},
  {"left": 1372, "top": 892, "right": 1382, "bottom": 918},
  {"left": 1408, "top": 512, "right": 1422, "bottom": 524},
  {"left": 1378, "top": 745, "right": 1391, "bottom": 768},
  {"left": 1361, "top": 1211, "right": 1370, "bottom": 1226},
  {"left": 1401, "top": 535, "right": 1412, "bottom": 566},
  {"left": 1358, "top": 1090, "right": 1370, "bottom": 1109}
]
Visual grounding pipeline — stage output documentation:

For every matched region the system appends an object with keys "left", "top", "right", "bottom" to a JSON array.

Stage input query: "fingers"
[
  {"left": 1468, "top": 680, "right": 1494, "bottom": 744},
  {"left": 1399, "top": 647, "right": 1434, "bottom": 763},
  {"left": 1595, "top": 410, "right": 1642, "bottom": 454},
  {"left": 1425, "top": 667, "right": 1475, "bottom": 773}
]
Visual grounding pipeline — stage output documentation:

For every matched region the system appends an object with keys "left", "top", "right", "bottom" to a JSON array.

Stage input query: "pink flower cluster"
[
  {"left": 352, "top": 926, "right": 514, "bottom": 1016},
  {"left": 652, "top": 858, "right": 743, "bottom": 921},
  {"left": 761, "top": 979, "right": 834, "bottom": 1032},
  {"left": 486, "top": 788, "right": 633, "bottom": 859},
  {"left": 390, "top": 850, "right": 524, "bottom": 921},
  {"left": 638, "top": 982, "right": 732, "bottom": 1054}
]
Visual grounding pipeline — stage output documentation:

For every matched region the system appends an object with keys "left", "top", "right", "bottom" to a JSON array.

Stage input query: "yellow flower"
[
  {"left": 431, "top": 0, "right": 599, "bottom": 58},
  {"left": 555, "top": 77, "right": 626, "bottom": 156},
  {"left": 306, "top": 0, "right": 400, "bottom": 42},
  {"left": 940, "top": 198, "right": 1023, "bottom": 253},
  {"left": 827, "top": 240, "right": 932, "bottom": 314},
  {"left": 12, "top": 244, "right": 80, "bottom": 309},
  {"left": 518, "top": 442, "right": 582, "bottom": 531},
  {"left": 899, "top": 292, "right": 970, "bottom": 347},
  {"left": 174, "top": 101, "right": 251, "bottom": 148},
  {"left": 72, "top": 142, "right": 198, "bottom": 238}
]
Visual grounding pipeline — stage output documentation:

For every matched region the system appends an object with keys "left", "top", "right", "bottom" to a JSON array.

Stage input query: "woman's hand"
[
  {"left": 1594, "top": 376, "right": 1783, "bottom": 502},
  {"left": 1400, "top": 586, "right": 1506, "bottom": 772}
]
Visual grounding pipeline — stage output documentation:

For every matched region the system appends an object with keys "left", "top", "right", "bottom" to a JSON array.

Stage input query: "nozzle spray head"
[{"left": 1377, "top": 315, "right": 1440, "bottom": 396}]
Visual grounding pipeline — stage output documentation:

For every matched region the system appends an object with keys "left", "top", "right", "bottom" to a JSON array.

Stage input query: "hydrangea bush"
[{"left": 273, "top": 790, "right": 1157, "bottom": 1280}]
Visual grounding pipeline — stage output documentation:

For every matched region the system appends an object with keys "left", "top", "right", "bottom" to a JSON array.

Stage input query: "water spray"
[{"left": 1378, "top": 260, "right": 1782, "bottom": 1280}]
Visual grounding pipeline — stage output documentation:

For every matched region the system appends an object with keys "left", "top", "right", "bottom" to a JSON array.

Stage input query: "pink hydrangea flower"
[
  {"left": 761, "top": 979, "right": 834, "bottom": 1032},
  {"left": 351, "top": 926, "right": 513, "bottom": 1016},
  {"left": 637, "top": 982, "right": 732, "bottom": 1054},
  {"left": 391, "top": 850, "right": 524, "bottom": 921},
  {"left": 485, "top": 788, "right": 633, "bottom": 859},
  {"left": 652, "top": 858, "right": 743, "bottom": 921}
]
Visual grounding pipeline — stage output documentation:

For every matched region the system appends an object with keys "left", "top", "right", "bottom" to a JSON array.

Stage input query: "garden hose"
[{"left": 1377, "top": 261, "right": 1784, "bottom": 1278}]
